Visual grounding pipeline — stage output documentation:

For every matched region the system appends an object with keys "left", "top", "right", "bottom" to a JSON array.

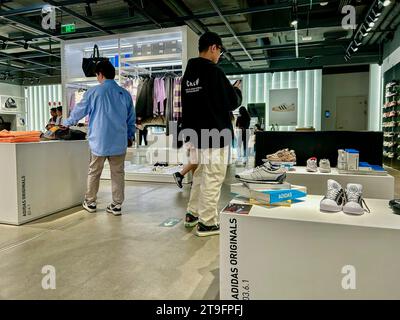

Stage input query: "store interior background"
[{"left": 0, "top": 0, "right": 400, "bottom": 299}]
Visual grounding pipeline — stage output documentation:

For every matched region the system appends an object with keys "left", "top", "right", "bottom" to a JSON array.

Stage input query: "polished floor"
[
  {"left": 0, "top": 167, "right": 238, "bottom": 300},
  {"left": 0, "top": 164, "right": 399, "bottom": 300}
]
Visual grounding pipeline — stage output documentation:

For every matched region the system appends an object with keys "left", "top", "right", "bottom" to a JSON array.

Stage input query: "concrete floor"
[
  {"left": 0, "top": 167, "right": 238, "bottom": 300},
  {"left": 0, "top": 164, "right": 399, "bottom": 300}
]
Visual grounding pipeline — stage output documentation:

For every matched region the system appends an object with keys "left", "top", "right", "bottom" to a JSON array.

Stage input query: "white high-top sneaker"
[
  {"left": 343, "top": 183, "right": 370, "bottom": 215},
  {"left": 320, "top": 179, "right": 345, "bottom": 212}
]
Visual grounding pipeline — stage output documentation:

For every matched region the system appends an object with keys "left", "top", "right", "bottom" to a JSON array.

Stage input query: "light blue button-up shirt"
[{"left": 64, "top": 79, "right": 135, "bottom": 156}]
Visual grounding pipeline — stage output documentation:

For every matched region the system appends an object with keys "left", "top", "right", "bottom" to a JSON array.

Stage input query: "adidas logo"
[{"left": 186, "top": 79, "right": 200, "bottom": 87}]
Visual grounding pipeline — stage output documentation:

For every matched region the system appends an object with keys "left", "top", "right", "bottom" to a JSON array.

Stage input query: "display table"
[
  {"left": 0, "top": 140, "right": 90, "bottom": 225},
  {"left": 285, "top": 166, "right": 394, "bottom": 200},
  {"left": 220, "top": 195, "right": 400, "bottom": 300}
]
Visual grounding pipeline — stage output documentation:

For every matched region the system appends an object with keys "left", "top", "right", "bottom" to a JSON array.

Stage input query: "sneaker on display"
[
  {"left": 106, "top": 203, "right": 122, "bottom": 216},
  {"left": 319, "top": 159, "right": 331, "bottom": 173},
  {"left": 320, "top": 179, "right": 345, "bottom": 212},
  {"left": 306, "top": 157, "right": 318, "bottom": 172},
  {"left": 196, "top": 222, "right": 220, "bottom": 237},
  {"left": 343, "top": 183, "right": 370, "bottom": 215},
  {"left": 235, "top": 161, "right": 287, "bottom": 183},
  {"left": 173, "top": 172, "right": 184, "bottom": 189},
  {"left": 184, "top": 212, "right": 199, "bottom": 228},
  {"left": 272, "top": 103, "right": 295, "bottom": 112},
  {"left": 83, "top": 200, "right": 96, "bottom": 213},
  {"left": 265, "top": 148, "right": 296, "bottom": 163}
]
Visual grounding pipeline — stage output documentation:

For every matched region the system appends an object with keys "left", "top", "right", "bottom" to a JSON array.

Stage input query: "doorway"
[{"left": 336, "top": 96, "right": 368, "bottom": 131}]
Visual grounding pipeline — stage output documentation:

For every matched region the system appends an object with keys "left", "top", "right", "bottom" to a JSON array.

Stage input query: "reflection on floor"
[{"left": 0, "top": 163, "right": 398, "bottom": 300}]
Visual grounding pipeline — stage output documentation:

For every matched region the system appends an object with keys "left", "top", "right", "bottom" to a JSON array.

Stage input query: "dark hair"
[
  {"left": 199, "top": 32, "right": 222, "bottom": 53},
  {"left": 50, "top": 107, "right": 57, "bottom": 112},
  {"left": 95, "top": 60, "right": 116, "bottom": 79},
  {"left": 239, "top": 106, "right": 250, "bottom": 118},
  {"left": 57, "top": 106, "right": 62, "bottom": 112}
]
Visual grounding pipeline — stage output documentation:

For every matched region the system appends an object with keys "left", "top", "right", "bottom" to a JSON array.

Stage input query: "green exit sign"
[{"left": 61, "top": 23, "right": 76, "bottom": 34}]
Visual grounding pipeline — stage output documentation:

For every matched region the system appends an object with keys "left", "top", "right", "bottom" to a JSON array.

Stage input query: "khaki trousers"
[
  {"left": 187, "top": 147, "right": 229, "bottom": 226},
  {"left": 85, "top": 153, "right": 126, "bottom": 205}
]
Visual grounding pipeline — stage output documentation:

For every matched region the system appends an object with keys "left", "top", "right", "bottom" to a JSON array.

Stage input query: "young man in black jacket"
[{"left": 181, "top": 32, "right": 242, "bottom": 237}]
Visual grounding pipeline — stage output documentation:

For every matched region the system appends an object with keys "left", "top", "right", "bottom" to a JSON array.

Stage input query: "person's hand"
[
  {"left": 233, "top": 80, "right": 242, "bottom": 90},
  {"left": 127, "top": 138, "right": 133, "bottom": 148}
]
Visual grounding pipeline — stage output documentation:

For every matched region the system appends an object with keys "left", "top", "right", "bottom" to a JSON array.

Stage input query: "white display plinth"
[
  {"left": 285, "top": 166, "right": 394, "bottom": 199},
  {"left": 220, "top": 195, "right": 400, "bottom": 300},
  {"left": 0, "top": 141, "right": 90, "bottom": 225}
]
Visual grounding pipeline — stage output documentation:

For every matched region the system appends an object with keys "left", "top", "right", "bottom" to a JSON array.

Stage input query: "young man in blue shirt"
[{"left": 63, "top": 60, "right": 135, "bottom": 215}]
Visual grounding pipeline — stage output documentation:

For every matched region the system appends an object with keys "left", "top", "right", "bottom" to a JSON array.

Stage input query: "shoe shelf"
[{"left": 383, "top": 80, "right": 400, "bottom": 167}]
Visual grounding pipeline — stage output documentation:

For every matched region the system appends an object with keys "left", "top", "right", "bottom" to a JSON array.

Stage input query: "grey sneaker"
[
  {"left": 235, "top": 161, "right": 286, "bottom": 183},
  {"left": 83, "top": 200, "right": 96, "bottom": 213},
  {"left": 106, "top": 203, "right": 122, "bottom": 216},
  {"left": 319, "top": 159, "right": 331, "bottom": 173}
]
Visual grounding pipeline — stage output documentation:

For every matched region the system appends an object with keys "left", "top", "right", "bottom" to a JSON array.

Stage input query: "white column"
[{"left": 368, "top": 64, "right": 382, "bottom": 131}]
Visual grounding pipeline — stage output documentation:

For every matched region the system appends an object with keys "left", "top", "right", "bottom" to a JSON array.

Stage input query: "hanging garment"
[
  {"left": 164, "top": 77, "right": 175, "bottom": 122},
  {"left": 153, "top": 77, "right": 166, "bottom": 116},
  {"left": 173, "top": 77, "right": 182, "bottom": 121},
  {"left": 136, "top": 76, "right": 154, "bottom": 119}
]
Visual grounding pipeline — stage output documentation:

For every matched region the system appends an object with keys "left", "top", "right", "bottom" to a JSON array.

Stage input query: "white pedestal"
[
  {"left": 285, "top": 166, "right": 394, "bottom": 200},
  {"left": 0, "top": 141, "right": 90, "bottom": 225},
  {"left": 220, "top": 195, "right": 400, "bottom": 300}
]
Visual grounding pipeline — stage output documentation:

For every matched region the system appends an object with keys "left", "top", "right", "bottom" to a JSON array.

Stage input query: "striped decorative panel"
[
  {"left": 234, "top": 70, "right": 322, "bottom": 131},
  {"left": 25, "top": 85, "right": 62, "bottom": 131}
]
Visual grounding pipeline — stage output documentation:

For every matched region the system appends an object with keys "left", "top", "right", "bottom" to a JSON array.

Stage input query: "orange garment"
[{"left": 0, "top": 130, "right": 41, "bottom": 143}]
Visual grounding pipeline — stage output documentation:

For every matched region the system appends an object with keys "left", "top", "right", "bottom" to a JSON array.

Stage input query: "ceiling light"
[
  {"left": 291, "top": 19, "right": 298, "bottom": 27},
  {"left": 302, "top": 36, "right": 313, "bottom": 41},
  {"left": 371, "top": 9, "right": 382, "bottom": 18},
  {"left": 360, "top": 25, "right": 370, "bottom": 37},
  {"left": 351, "top": 46, "right": 358, "bottom": 52},
  {"left": 85, "top": 3, "right": 92, "bottom": 17},
  {"left": 320, "top": 2, "right": 329, "bottom": 6},
  {"left": 354, "top": 39, "right": 362, "bottom": 47},
  {"left": 382, "top": 0, "right": 391, "bottom": 7}
]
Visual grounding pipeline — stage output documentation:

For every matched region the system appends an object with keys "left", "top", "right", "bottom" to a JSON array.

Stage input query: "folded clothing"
[{"left": 0, "top": 130, "right": 41, "bottom": 143}]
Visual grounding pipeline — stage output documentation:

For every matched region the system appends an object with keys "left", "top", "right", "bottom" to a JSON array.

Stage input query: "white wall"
[
  {"left": 0, "top": 83, "right": 24, "bottom": 98},
  {"left": 321, "top": 72, "right": 369, "bottom": 131},
  {"left": 0, "top": 83, "right": 25, "bottom": 131}
]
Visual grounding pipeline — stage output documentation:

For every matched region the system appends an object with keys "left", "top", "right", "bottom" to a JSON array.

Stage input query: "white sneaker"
[
  {"left": 106, "top": 203, "right": 122, "bottom": 216},
  {"left": 319, "top": 159, "right": 331, "bottom": 173},
  {"left": 343, "top": 183, "right": 370, "bottom": 215},
  {"left": 235, "top": 161, "right": 287, "bottom": 183},
  {"left": 320, "top": 179, "right": 345, "bottom": 212},
  {"left": 306, "top": 157, "right": 318, "bottom": 172}
]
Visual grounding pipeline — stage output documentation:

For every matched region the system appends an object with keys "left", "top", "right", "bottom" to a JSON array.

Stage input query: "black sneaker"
[
  {"left": 106, "top": 203, "right": 122, "bottom": 216},
  {"left": 173, "top": 172, "right": 184, "bottom": 188},
  {"left": 82, "top": 200, "right": 96, "bottom": 213},
  {"left": 196, "top": 222, "right": 220, "bottom": 237},
  {"left": 184, "top": 212, "right": 198, "bottom": 228}
]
